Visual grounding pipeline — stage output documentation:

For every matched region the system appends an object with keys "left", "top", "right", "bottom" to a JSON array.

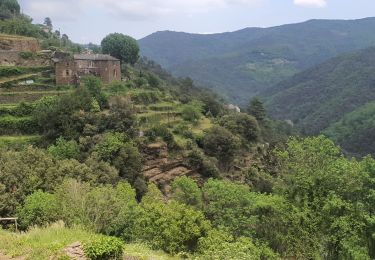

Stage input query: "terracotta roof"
[{"left": 73, "top": 54, "right": 119, "bottom": 61}]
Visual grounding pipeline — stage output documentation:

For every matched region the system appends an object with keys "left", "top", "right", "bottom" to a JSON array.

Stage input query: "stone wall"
[
  {"left": 0, "top": 50, "right": 51, "bottom": 66},
  {"left": 0, "top": 34, "right": 40, "bottom": 52}
]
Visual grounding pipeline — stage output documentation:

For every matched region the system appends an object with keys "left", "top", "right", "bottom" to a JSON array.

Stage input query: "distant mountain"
[
  {"left": 261, "top": 46, "right": 375, "bottom": 156},
  {"left": 139, "top": 17, "right": 375, "bottom": 104}
]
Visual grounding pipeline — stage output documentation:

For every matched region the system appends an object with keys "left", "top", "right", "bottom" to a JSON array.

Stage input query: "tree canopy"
[{"left": 101, "top": 33, "right": 140, "bottom": 64}]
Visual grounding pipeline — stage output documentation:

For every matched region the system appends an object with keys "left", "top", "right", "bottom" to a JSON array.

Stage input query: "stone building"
[{"left": 55, "top": 54, "right": 121, "bottom": 85}]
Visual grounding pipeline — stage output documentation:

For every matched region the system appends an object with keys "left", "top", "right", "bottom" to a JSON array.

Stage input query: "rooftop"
[{"left": 73, "top": 54, "right": 119, "bottom": 61}]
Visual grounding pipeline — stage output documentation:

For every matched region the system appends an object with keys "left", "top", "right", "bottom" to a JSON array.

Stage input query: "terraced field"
[
  {"left": 133, "top": 93, "right": 213, "bottom": 147},
  {"left": 0, "top": 66, "right": 69, "bottom": 147}
]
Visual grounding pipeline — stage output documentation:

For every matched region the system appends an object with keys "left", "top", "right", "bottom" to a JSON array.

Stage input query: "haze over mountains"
[{"left": 139, "top": 17, "right": 375, "bottom": 104}]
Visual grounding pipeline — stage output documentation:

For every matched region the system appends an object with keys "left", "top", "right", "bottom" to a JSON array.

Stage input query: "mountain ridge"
[{"left": 139, "top": 17, "right": 375, "bottom": 103}]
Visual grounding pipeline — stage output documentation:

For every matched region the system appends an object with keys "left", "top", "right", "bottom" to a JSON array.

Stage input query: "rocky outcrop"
[
  {"left": 64, "top": 242, "right": 86, "bottom": 260},
  {"left": 142, "top": 142, "right": 201, "bottom": 194}
]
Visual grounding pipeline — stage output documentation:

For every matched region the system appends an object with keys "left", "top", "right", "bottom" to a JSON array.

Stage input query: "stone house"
[{"left": 54, "top": 53, "right": 121, "bottom": 85}]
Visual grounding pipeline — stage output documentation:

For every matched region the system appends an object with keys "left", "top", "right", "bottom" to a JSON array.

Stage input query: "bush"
[
  {"left": 187, "top": 149, "right": 220, "bottom": 178},
  {"left": 133, "top": 184, "right": 211, "bottom": 254},
  {"left": 48, "top": 137, "right": 80, "bottom": 160},
  {"left": 146, "top": 124, "right": 175, "bottom": 147},
  {"left": 131, "top": 90, "right": 161, "bottom": 104},
  {"left": 218, "top": 113, "right": 260, "bottom": 143},
  {"left": 171, "top": 176, "right": 203, "bottom": 209},
  {"left": 17, "top": 191, "right": 59, "bottom": 230},
  {"left": 19, "top": 51, "right": 34, "bottom": 59},
  {"left": 0, "top": 116, "right": 38, "bottom": 135},
  {"left": 0, "top": 67, "right": 23, "bottom": 77},
  {"left": 83, "top": 235, "right": 124, "bottom": 260},
  {"left": 196, "top": 229, "right": 278, "bottom": 260},
  {"left": 181, "top": 101, "right": 203, "bottom": 123}
]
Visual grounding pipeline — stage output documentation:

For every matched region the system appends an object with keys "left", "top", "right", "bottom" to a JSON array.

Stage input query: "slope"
[
  {"left": 323, "top": 101, "right": 375, "bottom": 157},
  {"left": 139, "top": 17, "right": 375, "bottom": 103},
  {"left": 262, "top": 46, "right": 375, "bottom": 156}
]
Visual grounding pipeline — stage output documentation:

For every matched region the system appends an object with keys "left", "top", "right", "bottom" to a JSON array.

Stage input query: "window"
[
  {"left": 114, "top": 69, "right": 117, "bottom": 77},
  {"left": 66, "top": 70, "right": 70, "bottom": 76}
]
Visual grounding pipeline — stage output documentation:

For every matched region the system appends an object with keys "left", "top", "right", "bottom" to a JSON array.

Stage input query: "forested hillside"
[
  {"left": 262, "top": 46, "right": 375, "bottom": 156},
  {"left": 139, "top": 17, "right": 375, "bottom": 103},
  {"left": 0, "top": 1, "right": 374, "bottom": 259}
]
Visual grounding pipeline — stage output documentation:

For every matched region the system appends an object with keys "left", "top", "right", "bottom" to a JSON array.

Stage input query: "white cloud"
[
  {"left": 91, "top": 0, "right": 265, "bottom": 20},
  {"left": 20, "top": 0, "right": 264, "bottom": 21},
  {"left": 294, "top": 0, "right": 327, "bottom": 8}
]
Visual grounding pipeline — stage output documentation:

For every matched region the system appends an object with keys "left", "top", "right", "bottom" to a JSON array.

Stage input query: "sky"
[{"left": 18, "top": 0, "right": 375, "bottom": 44}]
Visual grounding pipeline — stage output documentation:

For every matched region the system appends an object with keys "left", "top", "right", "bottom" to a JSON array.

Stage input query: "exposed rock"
[
  {"left": 142, "top": 142, "right": 201, "bottom": 194},
  {"left": 64, "top": 242, "right": 87, "bottom": 260}
]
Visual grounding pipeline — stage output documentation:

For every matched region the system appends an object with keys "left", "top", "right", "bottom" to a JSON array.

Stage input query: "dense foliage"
[
  {"left": 101, "top": 33, "right": 140, "bottom": 64},
  {"left": 263, "top": 47, "right": 375, "bottom": 156}
]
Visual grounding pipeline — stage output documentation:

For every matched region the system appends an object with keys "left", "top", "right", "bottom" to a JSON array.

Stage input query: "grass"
[
  {"left": 0, "top": 73, "right": 37, "bottom": 84},
  {"left": 0, "top": 34, "right": 37, "bottom": 41},
  {"left": 191, "top": 117, "right": 213, "bottom": 134},
  {"left": 0, "top": 222, "right": 95, "bottom": 259},
  {"left": 0, "top": 135, "right": 41, "bottom": 147},
  {"left": 0, "top": 223, "right": 181, "bottom": 260}
]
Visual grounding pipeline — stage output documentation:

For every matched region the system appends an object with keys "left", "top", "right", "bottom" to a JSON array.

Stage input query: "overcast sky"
[{"left": 18, "top": 0, "right": 375, "bottom": 44}]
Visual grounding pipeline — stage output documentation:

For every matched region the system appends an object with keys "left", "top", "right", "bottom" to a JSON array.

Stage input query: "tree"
[
  {"left": 0, "top": 0, "right": 20, "bottom": 19},
  {"left": 275, "top": 136, "right": 374, "bottom": 259},
  {"left": 171, "top": 176, "right": 203, "bottom": 209},
  {"left": 83, "top": 76, "right": 107, "bottom": 108},
  {"left": 181, "top": 101, "right": 203, "bottom": 123},
  {"left": 218, "top": 113, "right": 260, "bottom": 143},
  {"left": 202, "top": 126, "right": 240, "bottom": 170},
  {"left": 101, "top": 33, "right": 139, "bottom": 64},
  {"left": 48, "top": 137, "right": 80, "bottom": 160},
  {"left": 43, "top": 17, "right": 52, "bottom": 28},
  {"left": 248, "top": 97, "right": 266, "bottom": 122}
]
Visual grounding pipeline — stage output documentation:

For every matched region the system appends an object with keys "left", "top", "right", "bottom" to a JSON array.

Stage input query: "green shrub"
[
  {"left": 196, "top": 229, "right": 278, "bottom": 260},
  {"left": 171, "top": 176, "right": 203, "bottom": 209},
  {"left": 146, "top": 124, "right": 175, "bottom": 147},
  {"left": 48, "top": 137, "right": 80, "bottom": 160},
  {"left": 133, "top": 185, "right": 211, "bottom": 254},
  {"left": 131, "top": 90, "right": 161, "bottom": 104},
  {"left": 0, "top": 67, "right": 23, "bottom": 77},
  {"left": 17, "top": 191, "right": 59, "bottom": 230},
  {"left": 187, "top": 149, "right": 219, "bottom": 178},
  {"left": 181, "top": 101, "right": 203, "bottom": 123},
  {"left": 19, "top": 51, "right": 34, "bottom": 59},
  {"left": 83, "top": 236, "right": 124, "bottom": 260},
  {"left": 108, "top": 81, "right": 128, "bottom": 94},
  {"left": 0, "top": 116, "right": 38, "bottom": 134}
]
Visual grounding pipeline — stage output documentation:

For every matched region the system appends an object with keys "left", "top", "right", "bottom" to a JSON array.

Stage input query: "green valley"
[{"left": 0, "top": 0, "right": 374, "bottom": 259}]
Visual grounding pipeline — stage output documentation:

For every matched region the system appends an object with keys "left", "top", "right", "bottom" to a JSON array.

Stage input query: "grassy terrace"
[
  {"left": 0, "top": 90, "right": 69, "bottom": 104},
  {"left": 0, "top": 223, "right": 180, "bottom": 260},
  {"left": 0, "top": 73, "right": 37, "bottom": 84},
  {"left": 0, "top": 33, "right": 37, "bottom": 41},
  {"left": 0, "top": 135, "right": 41, "bottom": 147}
]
